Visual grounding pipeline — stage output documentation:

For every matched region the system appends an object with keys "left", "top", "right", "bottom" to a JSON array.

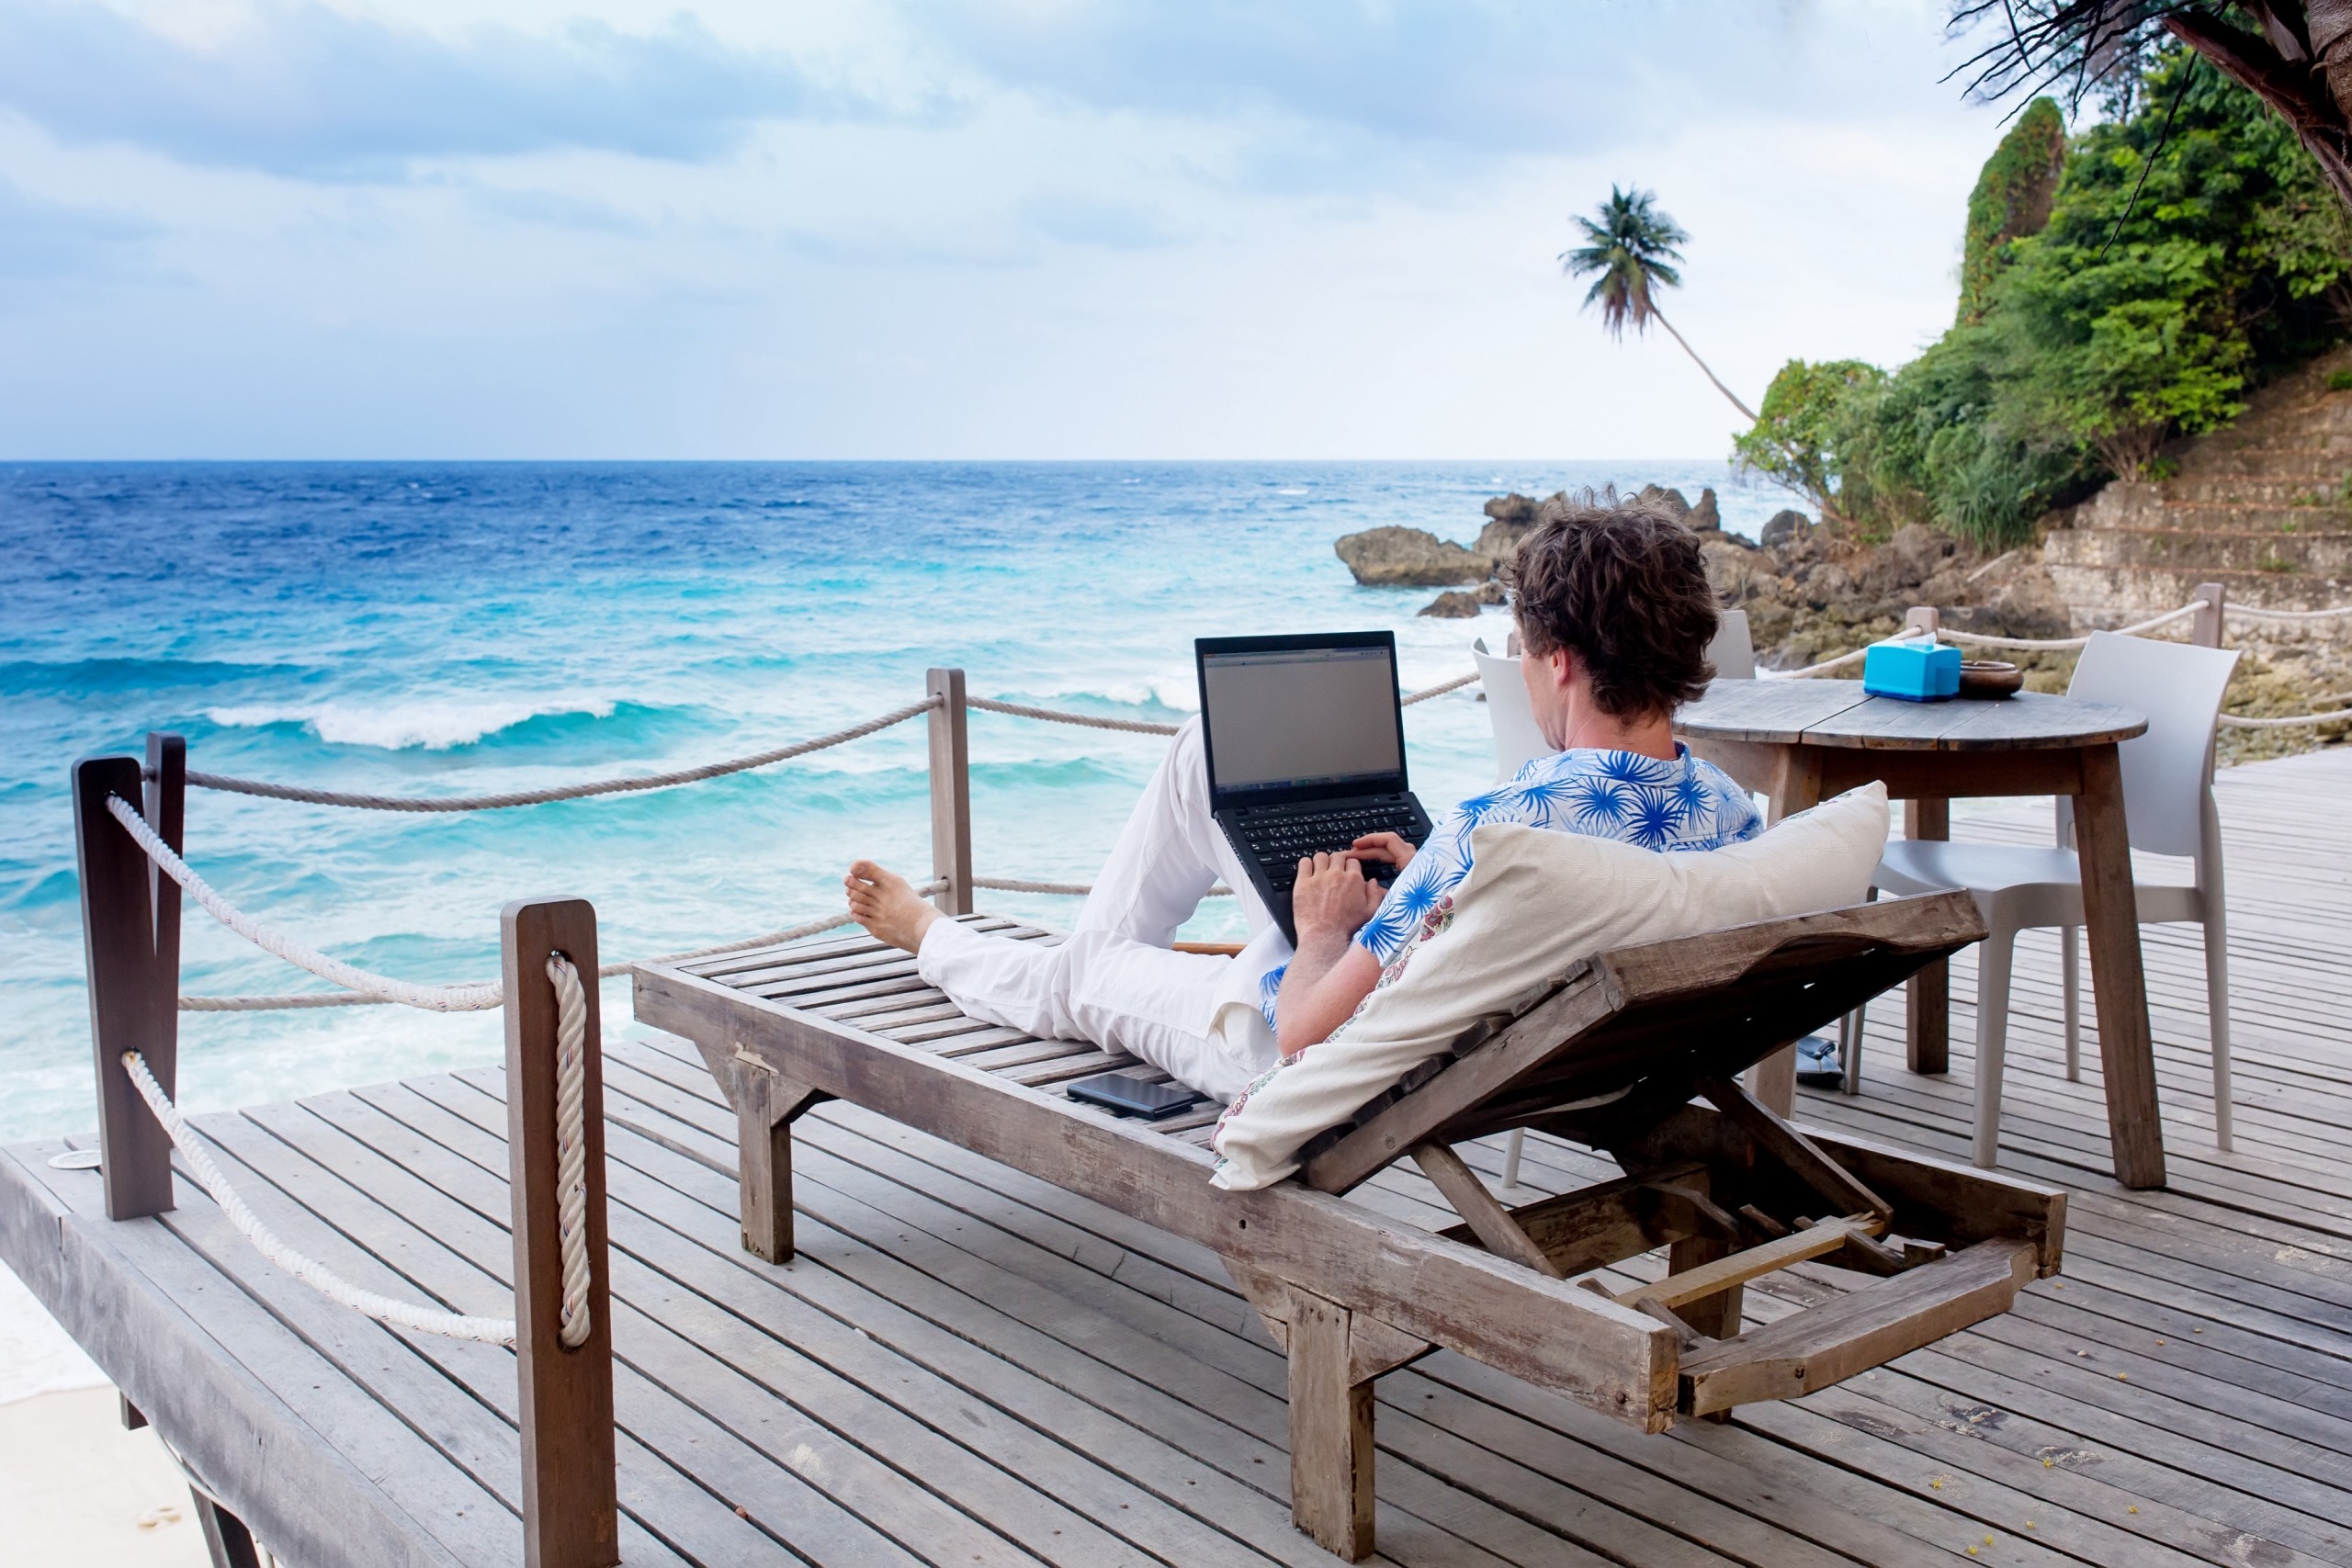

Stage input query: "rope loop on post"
[{"left": 544, "top": 953, "right": 594, "bottom": 1351}]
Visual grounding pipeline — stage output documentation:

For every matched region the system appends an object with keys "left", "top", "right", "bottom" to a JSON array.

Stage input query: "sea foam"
[{"left": 205, "top": 698, "right": 617, "bottom": 751}]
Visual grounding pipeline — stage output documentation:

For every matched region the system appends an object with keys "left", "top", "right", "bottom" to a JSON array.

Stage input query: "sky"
[{"left": 0, "top": 1, "right": 2035, "bottom": 459}]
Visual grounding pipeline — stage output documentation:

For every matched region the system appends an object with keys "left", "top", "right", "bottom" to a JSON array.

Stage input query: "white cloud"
[{"left": 0, "top": 1, "right": 2010, "bottom": 458}]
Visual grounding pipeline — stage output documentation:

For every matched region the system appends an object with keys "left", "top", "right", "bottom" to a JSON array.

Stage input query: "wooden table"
[{"left": 1675, "top": 679, "right": 2163, "bottom": 1189}]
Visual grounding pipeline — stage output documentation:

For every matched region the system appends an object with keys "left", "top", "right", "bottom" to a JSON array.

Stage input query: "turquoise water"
[{"left": 0, "top": 461, "right": 1782, "bottom": 1140}]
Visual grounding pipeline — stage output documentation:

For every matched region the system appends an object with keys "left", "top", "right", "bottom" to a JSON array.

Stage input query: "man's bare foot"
[{"left": 845, "top": 860, "right": 941, "bottom": 953}]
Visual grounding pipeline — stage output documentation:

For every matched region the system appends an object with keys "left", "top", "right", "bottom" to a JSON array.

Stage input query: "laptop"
[{"left": 1195, "top": 630, "right": 1435, "bottom": 945}]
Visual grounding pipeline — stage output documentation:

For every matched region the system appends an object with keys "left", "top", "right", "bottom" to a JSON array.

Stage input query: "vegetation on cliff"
[{"left": 1738, "top": 49, "right": 2352, "bottom": 547}]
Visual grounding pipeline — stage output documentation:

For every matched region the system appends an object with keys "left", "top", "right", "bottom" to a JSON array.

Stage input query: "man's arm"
[{"left": 1275, "top": 852, "right": 1385, "bottom": 1055}]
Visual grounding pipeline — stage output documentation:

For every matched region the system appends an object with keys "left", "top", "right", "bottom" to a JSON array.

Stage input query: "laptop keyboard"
[{"left": 1244, "top": 798, "right": 1427, "bottom": 891}]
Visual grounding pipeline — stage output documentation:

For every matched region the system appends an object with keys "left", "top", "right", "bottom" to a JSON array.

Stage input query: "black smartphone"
[{"left": 1067, "top": 1071, "right": 1206, "bottom": 1120}]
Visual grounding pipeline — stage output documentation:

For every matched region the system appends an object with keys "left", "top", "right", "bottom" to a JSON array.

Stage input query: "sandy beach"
[{"left": 1, "top": 1263, "right": 206, "bottom": 1565}]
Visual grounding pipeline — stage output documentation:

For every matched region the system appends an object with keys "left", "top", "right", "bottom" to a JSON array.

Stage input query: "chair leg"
[
  {"left": 1839, "top": 1001, "right": 1864, "bottom": 1096},
  {"left": 2205, "top": 908, "right": 2233, "bottom": 1155},
  {"left": 1973, "top": 928, "right": 2018, "bottom": 1169},
  {"left": 1501, "top": 1128, "right": 1523, "bottom": 1189},
  {"left": 2060, "top": 925, "right": 2081, "bottom": 1083},
  {"left": 1285, "top": 1285, "right": 1376, "bottom": 1562}
]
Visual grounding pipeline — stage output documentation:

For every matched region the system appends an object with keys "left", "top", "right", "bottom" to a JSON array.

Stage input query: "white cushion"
[{"left": 1209, "top": 783, "right": 1890, "bottom": 1190}]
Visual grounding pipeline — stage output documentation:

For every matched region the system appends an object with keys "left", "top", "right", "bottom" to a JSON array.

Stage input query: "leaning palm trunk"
[{"left": 1650, "top": 307, "right": 1759, "bottom": 423}]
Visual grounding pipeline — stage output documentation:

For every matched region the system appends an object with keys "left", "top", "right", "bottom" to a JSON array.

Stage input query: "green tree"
[
  {"left": 1996, "top": 48, "right": 2349, "bottom": 477},
  {"left": 1960, "top": 97, "right": 2068, "bottom": 321},
  {"left": 1562, "top": 186, "right": 1756, "bottom": 421},
  {"left": 1733, "top": 44, "right": 2352, "bottom": 547},
  {"left": 1732, "top": 359, "right": 1882, "bottom": 523}
]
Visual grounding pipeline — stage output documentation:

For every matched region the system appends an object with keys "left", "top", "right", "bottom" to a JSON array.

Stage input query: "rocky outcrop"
[
  {"left": 1417, "top": 581, "right": 1508, "bottom": 617},
  {"left": 1710, "top": 522, "right": 2071, "bottom": 671},
  {"left": 1333, "top": 526, "right": 1491, "bottom": 587}
]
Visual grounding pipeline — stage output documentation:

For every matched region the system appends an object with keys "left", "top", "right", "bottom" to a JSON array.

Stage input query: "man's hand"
[
  {"left": 1277, "top": 852, "right": 1388, "bottom": 1055},
  {"left": 1291, "top": 851, "right": 1385, "bottom": 943},
  {"left": 1347, "top": 831, "right": 1416, "bottom": 876}
]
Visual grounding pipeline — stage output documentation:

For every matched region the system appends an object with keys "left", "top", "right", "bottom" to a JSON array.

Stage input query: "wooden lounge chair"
[{"left": 633, "top": 889, "right": 2064, "bottom": 1562}]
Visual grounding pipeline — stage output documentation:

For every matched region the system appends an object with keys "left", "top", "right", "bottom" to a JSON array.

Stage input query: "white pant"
[{"left": 916, "top": 717, "right": 1291, "bottom": 1101}]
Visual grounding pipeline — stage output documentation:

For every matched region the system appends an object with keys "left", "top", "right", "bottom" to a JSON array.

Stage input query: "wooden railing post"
[
  {"left": 2193, "top": 581, "right": 2226, "bottom": 648},
  {"left": 927, "top": 668, "right": 974, "bottom": 916},
  {"left": 74, "top": 750, "right": 180, "bottom": 1221},
  {"left": 502, "top": 897, "right": 618, "bottom": 1568},
  {"left": 1904, "top": 604, "right": 1941, "bottom": 639}
]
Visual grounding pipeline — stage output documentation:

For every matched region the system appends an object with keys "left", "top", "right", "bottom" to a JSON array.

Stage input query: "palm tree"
[{"left": 1562, "top": 186, "right": 1757, "bottom": 423}]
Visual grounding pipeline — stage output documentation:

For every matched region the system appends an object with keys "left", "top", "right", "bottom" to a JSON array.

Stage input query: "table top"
[{"left": 1676, "top": 678, "right": 2148, "bottom": 752}]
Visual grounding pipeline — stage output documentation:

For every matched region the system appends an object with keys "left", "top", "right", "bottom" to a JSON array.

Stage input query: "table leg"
[
  {"left": 1905, "top": 797, "right": 1951, "bottom": 1076},
  {"left": 1747, "top": 749, "right": 1825, "bottom": 1116},
  {"left": 2075, "top": 746, "right": 2165, "bottom": 1190}
]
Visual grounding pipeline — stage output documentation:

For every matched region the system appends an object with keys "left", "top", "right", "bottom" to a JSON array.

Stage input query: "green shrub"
[
  {"left": 2328, "top": 368, "right": 2352, "bottom": 391},
  {"left": 1736, "top": 48, "right": 2352, "bottom": 547}
]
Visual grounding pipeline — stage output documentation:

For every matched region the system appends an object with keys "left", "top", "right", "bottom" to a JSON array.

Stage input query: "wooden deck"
[{"left": 4, "top": 744, "right": 2350, "bottom": 1567}]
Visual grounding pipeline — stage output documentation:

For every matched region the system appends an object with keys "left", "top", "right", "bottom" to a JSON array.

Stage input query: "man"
[{"left": 845, "top": 491, "right": 1762, "bottom": 1101}]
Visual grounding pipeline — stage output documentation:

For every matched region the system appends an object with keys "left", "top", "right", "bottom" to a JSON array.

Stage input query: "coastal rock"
[
  {"left": 1697, "top": 532, "right": 1770, "bottom": 605},
  {"left": 1483, "top": 492, "right": 1540, "bottom": 526},
  {"left": 1476, "top": 489, "right": 1577, "bottom": 566},
  {"left": 1334, "top": 526, "right": 1491, "bottom": 587},
  {"left": 1634, "top": 485, "right": 1693, "bottom": 523},
  {"left": 1759, "top": 509, "right": 1812, "bottom": 549},
  {"left": 1686, "top": 488, "right": 1722, "bottom": 531},
  {"left": 1415, "top": 579, "right": 1509, "bottom": 617}
]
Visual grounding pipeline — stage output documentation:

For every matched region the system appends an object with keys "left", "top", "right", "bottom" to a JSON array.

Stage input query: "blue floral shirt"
[{"left": 1257, "top": 745, "right": 1762, "bottom": 1028}]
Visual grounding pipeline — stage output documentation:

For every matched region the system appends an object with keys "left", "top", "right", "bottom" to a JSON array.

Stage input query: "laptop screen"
[{"left": 1197, "top": 634, "right": 1407, "bottom": 804}]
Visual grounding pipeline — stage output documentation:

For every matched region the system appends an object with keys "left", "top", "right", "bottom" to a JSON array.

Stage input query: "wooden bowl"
[{"left": 1958, "top": 660, "right": 2023, "bottom": 698}]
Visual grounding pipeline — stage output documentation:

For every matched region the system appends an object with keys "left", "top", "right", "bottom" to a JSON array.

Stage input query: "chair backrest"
[
  {"left": 1474, "top": 611, "right": 1754, "bottom": 783},
  {"left": 1710, "top": 609, "right": 1757, "bottom": 681},
  {"left": 2065, "top": 632, "right": 2239, "bottom": 859},
  {"left": 1471, "top": 638, "right": 1550, "bottom": 783}
]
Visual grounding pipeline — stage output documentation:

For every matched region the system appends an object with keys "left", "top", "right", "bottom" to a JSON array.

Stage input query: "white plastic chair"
[
  {"left": 1487, "top": 611, "right": 1756, "bottom": 1186},
  {"left": 1860, "top": 632, "right": 2241, "bottom": 1168}
]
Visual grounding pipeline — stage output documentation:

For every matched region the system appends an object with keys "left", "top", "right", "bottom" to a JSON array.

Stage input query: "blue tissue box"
[{"left": 1862, "top": 639, "right": 1962, "bottom": 701}]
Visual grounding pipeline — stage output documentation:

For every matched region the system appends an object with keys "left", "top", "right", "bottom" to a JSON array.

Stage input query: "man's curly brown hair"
[{"left": 1502, "top": 490, "right": 1718, "bottom": 720}]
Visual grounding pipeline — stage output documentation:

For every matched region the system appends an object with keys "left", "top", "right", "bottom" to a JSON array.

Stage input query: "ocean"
[{"left": 0, "top": 460, "right": 1787, "bottom": 1142}]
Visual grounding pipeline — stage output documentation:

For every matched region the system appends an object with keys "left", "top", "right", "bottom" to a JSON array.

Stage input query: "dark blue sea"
[{"left": 0, "top": 460, "right": 1781, "bottom": 1140}]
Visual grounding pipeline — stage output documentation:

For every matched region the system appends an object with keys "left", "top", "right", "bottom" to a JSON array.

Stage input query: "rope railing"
[
  {"left": 174, "top": 891, "right": 943, "bottom": 1012},
  {"left": 117, "top": 949, "right": 595, "bottom": 1347},
  {"left": 125, "top": 1046, "right": 520, "bottom": 1343},
  {"left": 2218, "top": 706, "right": 2352, "bottom": 729},
  {"left": 2226, "top": 602, "right": 2352, "bottom": 622},
  {"left": 966, "top": 697, "right": 1179, "bottom": 736},
  {"left": 175, "top": 698, "right": 941, "bottom": 813},
  {"left": 110, "top": 795, "right": 503, "bottom": 1012},
  {"left": 963, "top": 672, "right": 1479, "bottom": 739}
]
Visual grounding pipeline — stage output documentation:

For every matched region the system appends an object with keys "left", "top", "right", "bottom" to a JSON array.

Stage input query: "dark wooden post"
[
  {"left": 502, "top": 897, "right": 619, "bottom": 1568},
  {"left": 2192, "top": 581, "right": 2226, "bottom": 649},
  {"left": 145, "top": 733, "right": 186, "bottom": 973},
  {"left": 927, "top": 667, "right": 974, "bottom": 916},
  {"left": 74, "top": 752, "right": 180, "bottom": 1221}
]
